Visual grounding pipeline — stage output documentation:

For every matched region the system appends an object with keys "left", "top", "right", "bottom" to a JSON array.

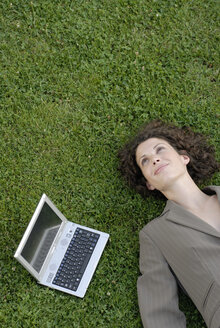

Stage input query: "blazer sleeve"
[{"left": 137, "top": 230, "right": 186, "bottom": 328}]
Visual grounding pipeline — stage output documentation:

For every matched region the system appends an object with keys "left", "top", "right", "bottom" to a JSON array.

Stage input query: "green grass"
[{"left": 0, "top": 0, "right": 219, "bottom": 327}]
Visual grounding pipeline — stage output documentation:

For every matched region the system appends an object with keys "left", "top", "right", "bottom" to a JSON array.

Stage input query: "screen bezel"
[{"left": 14, "top": 194, "right": 67, "bottom": 281}]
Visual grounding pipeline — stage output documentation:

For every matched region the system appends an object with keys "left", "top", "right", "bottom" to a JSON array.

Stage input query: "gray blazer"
[{"left": 137, "top": 186, "right": 220, "bottom": 328}]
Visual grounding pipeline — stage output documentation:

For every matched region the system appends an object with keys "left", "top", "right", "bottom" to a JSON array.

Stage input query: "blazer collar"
[{"left": 163, "top": 186, "right": 220, "bottom": 238}]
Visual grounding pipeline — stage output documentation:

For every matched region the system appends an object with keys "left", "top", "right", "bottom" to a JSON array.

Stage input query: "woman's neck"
[{"left": 161, "top": 175, "right": 210, "bottom": 212}]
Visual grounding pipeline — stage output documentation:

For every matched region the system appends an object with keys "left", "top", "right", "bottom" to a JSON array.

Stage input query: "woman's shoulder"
[
  {"left": 140, "top": 206, "right": 170, "bottom": 235},
  {"left": 140, "top": 185, "right": 220, "bottom": 235}
]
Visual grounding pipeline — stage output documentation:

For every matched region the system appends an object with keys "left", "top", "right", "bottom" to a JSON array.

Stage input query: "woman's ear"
[
  {"left": 179, "top": 150, "right": 190, "bottom": 165},
  {"left": 146, "top": 181, "right": 155, "bottom": 190},
  {"left": 182, "top": 154, "right": 190, "bottom": 165}
]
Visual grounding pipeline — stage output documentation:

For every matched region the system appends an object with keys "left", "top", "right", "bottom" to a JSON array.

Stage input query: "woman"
[{"left": 118, "top": 120, "right": 220, "bottom": 328}]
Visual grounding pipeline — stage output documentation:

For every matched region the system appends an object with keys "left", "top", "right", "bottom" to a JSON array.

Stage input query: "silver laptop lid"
[{"left": 14, "top": 194, "right": 67, "bottom": 281}]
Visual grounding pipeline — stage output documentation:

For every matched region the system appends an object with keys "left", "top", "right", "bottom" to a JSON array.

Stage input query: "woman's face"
[{"left": 135, "top": 138, "right": 190, "bottom": 192}]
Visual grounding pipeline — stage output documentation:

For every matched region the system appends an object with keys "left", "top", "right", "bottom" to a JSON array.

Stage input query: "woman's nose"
[{"left": 153, "top": 158, "right": 160, "bottom": 165}]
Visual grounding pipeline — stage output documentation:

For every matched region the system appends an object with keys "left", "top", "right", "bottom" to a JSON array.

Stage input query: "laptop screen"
[{"left": 21, "top": 202, "right": 62, "bottom": 273}]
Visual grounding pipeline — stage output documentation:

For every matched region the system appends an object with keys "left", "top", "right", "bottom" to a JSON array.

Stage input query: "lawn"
[{"left": 0, "top": 0, "right": 219, "bottom": 327}]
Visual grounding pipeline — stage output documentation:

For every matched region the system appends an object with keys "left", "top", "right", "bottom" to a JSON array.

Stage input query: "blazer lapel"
[{"left": 164, "top": 186, "right": 220, "bottom": 239}]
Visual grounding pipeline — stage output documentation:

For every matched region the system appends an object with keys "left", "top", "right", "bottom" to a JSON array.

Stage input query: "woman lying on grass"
[{"left": 118, "top": 120, "right": 220, "bottom": 328}]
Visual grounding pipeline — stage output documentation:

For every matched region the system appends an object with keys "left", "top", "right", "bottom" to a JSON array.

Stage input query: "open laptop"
[{"left": 14, "top": 194, "right": 109, "bottom": 298}]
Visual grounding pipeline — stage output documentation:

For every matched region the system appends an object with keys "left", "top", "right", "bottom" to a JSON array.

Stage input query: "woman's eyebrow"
[
  {"left": 153, "top": 143, "right": 166, "bottom": 149},
  {"left": 140, "top": 154, "right": 147, "bottom": 160}
]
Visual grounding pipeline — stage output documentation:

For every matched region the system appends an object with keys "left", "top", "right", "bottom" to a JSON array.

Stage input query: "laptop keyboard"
[{"left": 52, "top": 228, "right": 100, "bottom": 292}]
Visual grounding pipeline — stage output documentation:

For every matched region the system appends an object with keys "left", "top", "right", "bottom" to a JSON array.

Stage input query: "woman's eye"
[
  {"left": 157, "top": 146, "right": 165, "bottom": 152},
  {"left": 141, "top": 158, "right": 148, "bottom": 166}
]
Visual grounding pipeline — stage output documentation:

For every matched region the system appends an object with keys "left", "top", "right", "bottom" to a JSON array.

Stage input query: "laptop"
[{"left": 14, "top": 194, "right": 109, "bottom": 298}]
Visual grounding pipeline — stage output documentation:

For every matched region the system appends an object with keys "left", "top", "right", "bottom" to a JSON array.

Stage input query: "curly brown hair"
[{"left": 118, "top": 120, "right": 219, "bottom": 199}]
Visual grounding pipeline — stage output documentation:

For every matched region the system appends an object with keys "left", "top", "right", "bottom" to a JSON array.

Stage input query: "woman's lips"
[{"left": 154, "top": 164, "right": 169, "bottom": 175}]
